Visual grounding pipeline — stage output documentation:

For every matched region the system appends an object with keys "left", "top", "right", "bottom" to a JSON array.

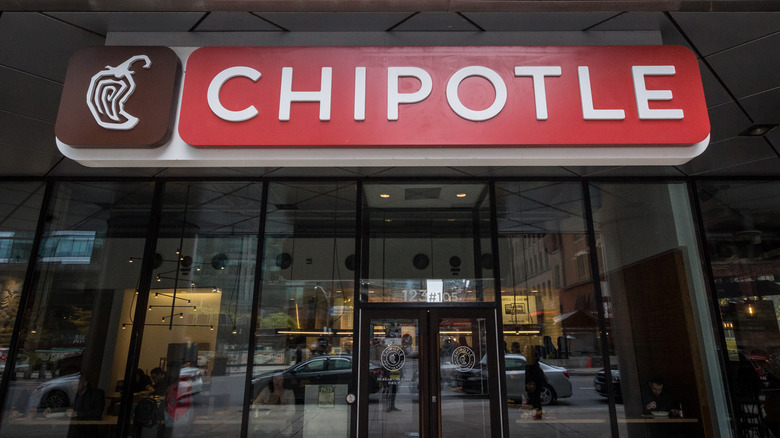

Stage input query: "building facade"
[{"left": 0, "top": 2, "right": 778, "bottom": 438}]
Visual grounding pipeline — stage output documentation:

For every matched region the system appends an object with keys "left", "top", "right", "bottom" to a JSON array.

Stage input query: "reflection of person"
[
  {"left": 252, "top": 374, "right": 295, "bottom": 436},
  {"left": 253, "top": 374, "right": 295, "bottom": 407},
  {"left": 641, "top": 376, "right": 680, "bottom": 417},
  {"left": 524, "top": 345, "right": 546, "bottom": 420},
  {"left": 71, "top": 374, "right": 105, "bottom": 419},
  {"left": 384, "top": 366, "right": 402, "bottom": 412}
]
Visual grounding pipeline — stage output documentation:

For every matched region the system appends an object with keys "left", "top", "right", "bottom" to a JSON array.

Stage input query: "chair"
[{"left": 735, "top": 391, "right": 770, "bottom": 437}]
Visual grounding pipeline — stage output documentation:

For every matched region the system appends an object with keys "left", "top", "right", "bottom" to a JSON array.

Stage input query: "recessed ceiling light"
[
  {"left": 739, "top": 123, "right": 778, "bottom": 137},
  {"left": 456, "top": 193, "right": 467, "bottom": 198},
  {"left": 380, "top": 193, "right": 390, "bottom": 198}
]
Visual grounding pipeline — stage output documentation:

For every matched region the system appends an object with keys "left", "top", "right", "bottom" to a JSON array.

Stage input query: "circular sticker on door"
[
  {"left": 381, "top": 345, "right": 406, "bottom": 371},
  {"left": 452, "top": 346, "right": 476, "bottom": 372}
]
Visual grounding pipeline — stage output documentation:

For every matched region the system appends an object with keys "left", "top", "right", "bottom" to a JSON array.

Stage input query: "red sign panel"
[{"left": 178, "top": 46, "right": 709, "bottom": 150}]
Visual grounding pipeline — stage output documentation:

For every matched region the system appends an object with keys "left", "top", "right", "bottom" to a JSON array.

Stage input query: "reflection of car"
[
  {"left": 176, "top": 366, "right": 203, "bottom": 398},
  {"left": 459, "top": 354, "right": 572, "bottom": 405},
  {"left": 252, "top": 355, "right": 380, "bottom": 403},
  {"left": 0, "top": 348, "right": 30, "bottom": 375},
  {"left": 594, "top": 367, "right": 621, "bottom": 401},
  {"left": 29, "top": 373, "right": 81, "bottom": 411}
]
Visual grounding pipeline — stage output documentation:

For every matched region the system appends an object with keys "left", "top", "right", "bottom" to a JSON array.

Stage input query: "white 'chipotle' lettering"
[{"left": 207, "top": 65, "right": 684, "bottom": 123}]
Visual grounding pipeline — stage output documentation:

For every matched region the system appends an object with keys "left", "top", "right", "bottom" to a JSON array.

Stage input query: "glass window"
[
  {"left": 0, "top": 182, "right": 45, "bottom": 385},
  {"left": 697, "top": 181, "right": 780, "bottom": 437},
  {"left": 135, "top": 182, "right": 262, "bottom": 437},
  {"left": 362, "top": 183, "right": 494, "bottom": 303},
  {"left": 0, "top": 181, "right": 154, "bottom": 438},
  {"left": 591, "top": 182, "right": 730, "bottom": 437},
  {"left": 495, "top": 181, "right": 611, "bottom": 436},
  {"left": 252, "top": 182, "right": 357, "bottom": 438}
]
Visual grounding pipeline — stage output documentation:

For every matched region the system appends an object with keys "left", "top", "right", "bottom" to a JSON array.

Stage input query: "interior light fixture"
[
  {"left": 380, "top": 194, "right": 390, "bottom": 198},
  {"left": 739, "top": 123, "right": 778, "bottom": 137},
  {"left": 210, "top": 325, "right": 214, "bottom": 331},
  {"left": 456, "top": 193, "right": 467, "bottom": 198},
  {"left": 232, "top": 325, "right": 238, "bottom": 334}
]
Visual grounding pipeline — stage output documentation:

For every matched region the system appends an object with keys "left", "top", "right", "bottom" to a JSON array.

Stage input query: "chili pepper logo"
[{"left": 86, "top": 55, "right": 151, "bottom": 130}]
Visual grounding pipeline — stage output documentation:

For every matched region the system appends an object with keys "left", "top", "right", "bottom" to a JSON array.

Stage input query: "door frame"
[{"left": 356, "top": 306, "right": 506, "bottom": 438}]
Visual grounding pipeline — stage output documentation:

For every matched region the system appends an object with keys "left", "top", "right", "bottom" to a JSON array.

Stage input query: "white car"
[
  {"left": 28, "top": 372, "right": 81, "bottom": 411},
  {"left": 459, "top": 354, "right": 573, "bottom": 405}
]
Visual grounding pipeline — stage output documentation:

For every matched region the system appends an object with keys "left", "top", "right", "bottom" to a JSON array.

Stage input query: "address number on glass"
[{"left": 402, "top": 289, "right": 459, "bottom": 303}]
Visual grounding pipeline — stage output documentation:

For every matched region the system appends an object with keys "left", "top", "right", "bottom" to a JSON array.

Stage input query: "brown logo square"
[{"left": 56, "top": 46, "right": 181, "bottom": 149}]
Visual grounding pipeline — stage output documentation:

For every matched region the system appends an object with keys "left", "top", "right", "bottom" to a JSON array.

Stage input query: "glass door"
[{"left": 358, "top": 307, "right": 503, "bottom": 438}]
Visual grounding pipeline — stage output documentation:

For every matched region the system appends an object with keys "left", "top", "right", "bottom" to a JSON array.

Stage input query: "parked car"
[
  {"left": 252, "top": 355, "right": 380, "bottom": 403},
  {"left": 28, "top": 372, "right": 81, "bottom": 411},
  {"left": 457, "top": 354, "right": 572, "bottom": 405},
  {"left": 593, "top": 367, "right": 621, "bottom": 401}
]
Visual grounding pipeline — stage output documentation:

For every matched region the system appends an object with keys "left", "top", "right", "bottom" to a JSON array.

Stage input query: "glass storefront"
[
  {"left": 590, "top": 182, "right": 729, "bottom": 437},
  {"left": 252, "top": 182, "right": 357, "bottom": 438},
  {"left": 698, "top": 181, "right": 780, "bottom": 438},
  {"left": 0, "top": 182, "right": 45, "bottom": 385},
  {"left": 135, "top": 182, "right": 263, "bottom": 437},
  {"left": 0, "top": 181, "right": 155, "bottom": 437},
  {"left": 0, "top": 177, "right": 773, "bottom": 438},
  {"left": 495, "top": 181, "right": 612, "bottom": 437}
]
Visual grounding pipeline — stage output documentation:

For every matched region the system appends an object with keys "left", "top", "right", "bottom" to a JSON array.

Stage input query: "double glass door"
[{"left": 358, "top": 307, "right": 503, "bottom": 438}]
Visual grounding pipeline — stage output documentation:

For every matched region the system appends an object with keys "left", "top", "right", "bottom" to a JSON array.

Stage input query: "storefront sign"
[{"left": 56, "top": 45, "right": 710, "bottom": 167}]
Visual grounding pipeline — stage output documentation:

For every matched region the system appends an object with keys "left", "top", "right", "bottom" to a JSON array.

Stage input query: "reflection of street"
[
  {"left": 367, "top": 370, "right": 622, "bottom": 438},
  {"left": 507, "top": 374, "right": 622, "bottom": 437}
]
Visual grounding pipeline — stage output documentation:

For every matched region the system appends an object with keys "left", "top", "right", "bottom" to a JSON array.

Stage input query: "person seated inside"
[
  {"left": 149, "top": 367, "right": 167, "bottom": 396},
  {"left": 134, "top": 368, "right": 154, "bottom": 394},
  {"left": 641, "top": 376, "right": 680, "bottom": 417},
  {"left": 70, "top": 374, "right": 105, "bottom": 420}
]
